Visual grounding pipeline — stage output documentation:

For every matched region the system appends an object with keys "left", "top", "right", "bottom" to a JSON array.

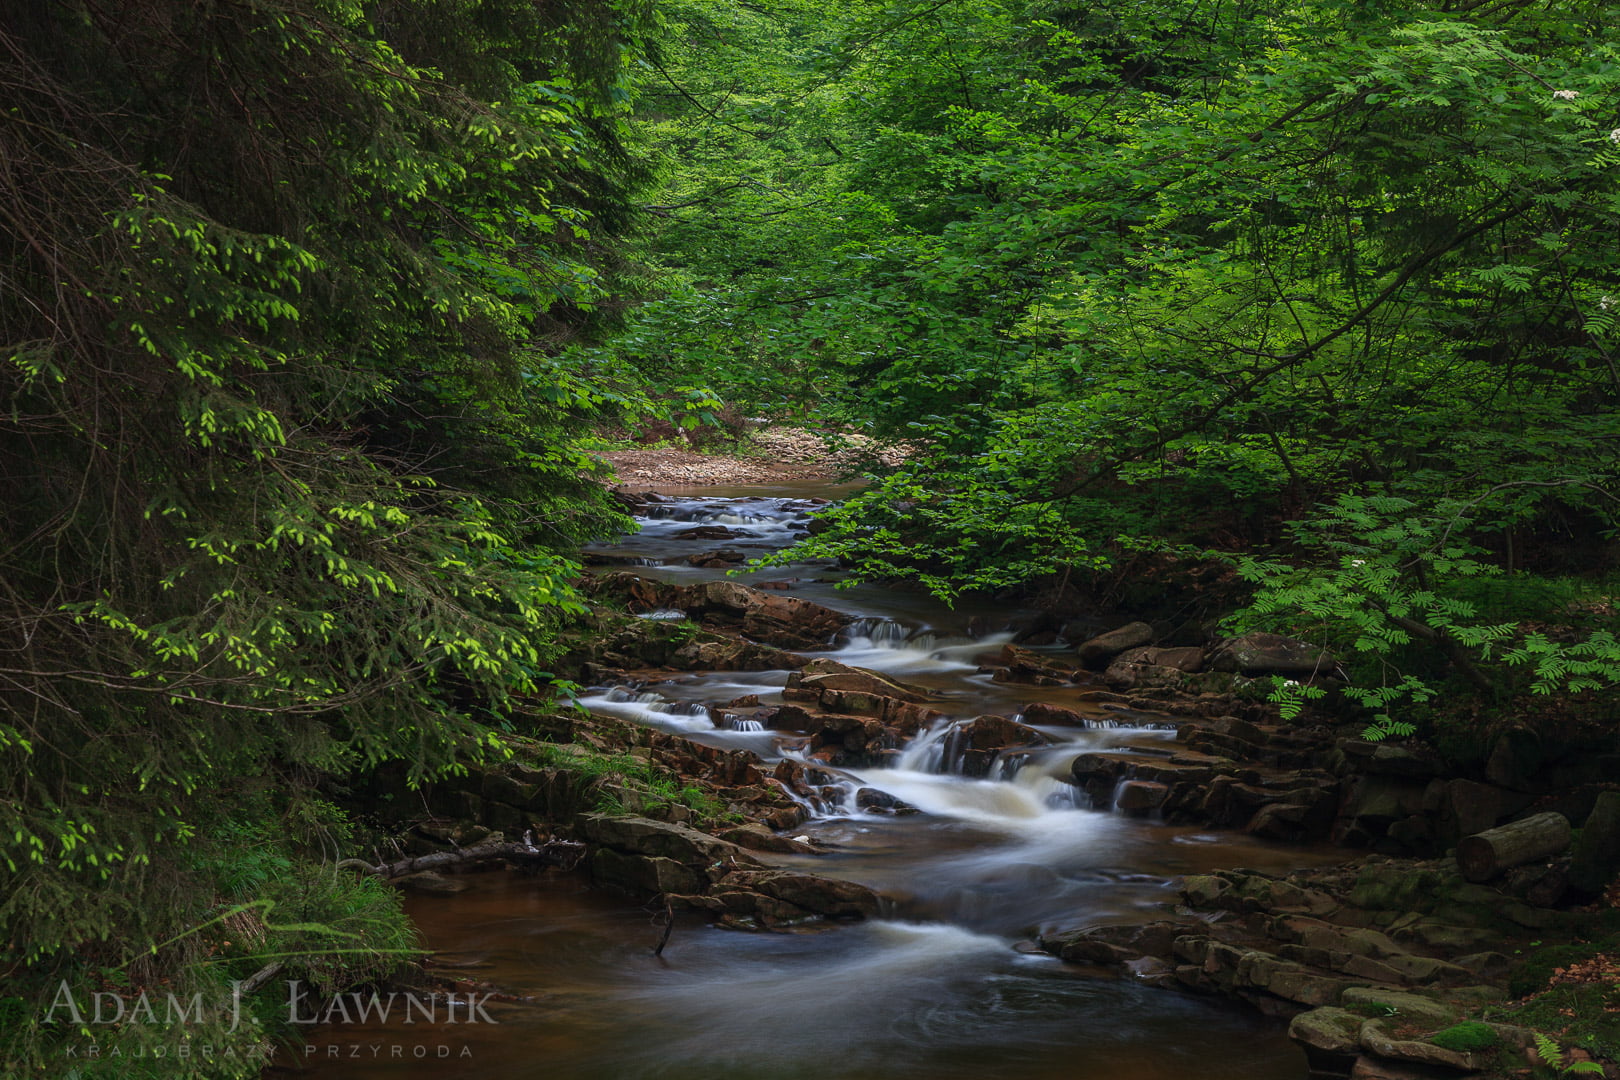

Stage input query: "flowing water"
[{"left": 279, "top": 483, "right": 1341, "bottom": 1079}]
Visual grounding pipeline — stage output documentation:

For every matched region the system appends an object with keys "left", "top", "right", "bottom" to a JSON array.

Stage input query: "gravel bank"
[{"left": 597, "top": 427, "right": 904, "bottom": 487}]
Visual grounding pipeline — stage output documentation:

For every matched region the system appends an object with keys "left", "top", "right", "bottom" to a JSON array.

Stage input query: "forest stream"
[{"left": 285, "top": 484, "right": 1351, "bottom": 1080}]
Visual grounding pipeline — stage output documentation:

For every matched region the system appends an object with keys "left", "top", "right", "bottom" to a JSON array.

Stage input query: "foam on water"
[
  {"left": 826, "top": 626, "right": 1015, "bottom": 676},
  {"left": 577, "top": 688, "right": 715, "bottom": 733}
]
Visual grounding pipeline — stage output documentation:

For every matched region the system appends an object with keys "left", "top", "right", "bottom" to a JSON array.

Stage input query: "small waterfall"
[
  {"left": 635, "top": 608, "right": 688, "bottom": 621},
  {"left": 583, "top": 686, "right": 715, "bottom": 732},
  {"left": 1108, "top": 778, "right": 1131, "bottom": 814},
  {"left": 605, "top": 686, "right": 664, "bottom": 705},
  {"left": 729, "top": 718, "right": 765, "bottom": 732},
  {"left": 839, "top": 617, "right": 914, "bottom": 646},
  {"left": 829, "top": 623, "right": 1014, "bottom": 677},
  {"left": 894, "top": 720, "right": 965, "bottom": 774},
  {"left": 1078, "top": 716, "right": 1178, "bottom": 731},
  {"left": 774, "top": 747, "right": 866, "bottom": 818}
]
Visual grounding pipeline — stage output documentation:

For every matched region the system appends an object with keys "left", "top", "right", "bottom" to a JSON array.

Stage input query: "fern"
[{"left": 1534, "top": 1032, "right": 1606, "bottom": 1075}]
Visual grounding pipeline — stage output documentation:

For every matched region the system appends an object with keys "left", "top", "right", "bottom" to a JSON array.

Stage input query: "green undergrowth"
[
  {"left": 1508, "top": 938, "right": 1618, "bottom": 999},
  {"left": 1, "top": 798, "right": 420, "bottom": 1078},
  {"left": 1495, "top": 984, "right": 1620, "bottom": 1068},
  {"left": 1485, "top": 934, "right": 1620, "bottom": 1070},
  {"left": 529, "top": 738, "right": 729, "bottom": 824}
]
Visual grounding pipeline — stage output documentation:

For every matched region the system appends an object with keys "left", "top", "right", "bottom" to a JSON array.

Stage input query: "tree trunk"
[{"left": 1456, "top": 812, "right": 1571, "bottom": 883}]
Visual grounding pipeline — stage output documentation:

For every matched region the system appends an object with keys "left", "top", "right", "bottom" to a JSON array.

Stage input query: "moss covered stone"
[{"left": 1430, "top": 1021, "right": 1500, "bottom": 1053}]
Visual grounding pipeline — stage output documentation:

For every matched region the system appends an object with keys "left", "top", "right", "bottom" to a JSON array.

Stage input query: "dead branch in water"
[{"left": 337, "top": 833, "right": 585, "bottom": 879}]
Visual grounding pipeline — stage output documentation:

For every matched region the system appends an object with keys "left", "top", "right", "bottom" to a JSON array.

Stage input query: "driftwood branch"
[
  {"left": 238, "top": 961, "right": 284, "bottom": 995},
  {"left": 653, "top": 895, "right": 675, "bottom": 958},
  {"left": 338, "top": 834, "right": 585, "bottom": 879}
]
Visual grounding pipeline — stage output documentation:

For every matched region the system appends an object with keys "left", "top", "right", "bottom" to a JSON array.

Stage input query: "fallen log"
[
  {"left": 1457, "top": 812, "right": 1571, "bottom": 883},
  {"left": 338, "top": 834, "right": 586, "bottom": 879}
]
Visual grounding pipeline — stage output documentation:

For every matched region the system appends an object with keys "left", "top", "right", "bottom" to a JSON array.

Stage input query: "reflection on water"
[{"left": 280, "top": 492, "right": 1318, "bottom": 1080}]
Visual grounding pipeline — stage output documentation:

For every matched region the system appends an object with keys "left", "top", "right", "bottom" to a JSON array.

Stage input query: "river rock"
[
  {"left": 1116, "top": 645, "right": 1207, "bottom": 672},
  {"left": 577, "top": 812, "right": 754, "bottom": 866},
  {"left": 953, "top": 715, "right": 1054, "bottom": 776},
  {"left": 719, "top": 823, "right": 820, "bottom": 854},
  {"left": 1289, "top": 1005, "right": 1366, "bottom": 1060},
  {"left": 1114, "top": 780, "right": 1169, "bottom": 814},
  {"left": 712, "top": 867, "right": 882, "bottom": 920},
  {"left": 1335, "top": 775, "right": 1430, "bottom": 847},
  {"left": 990, "top": 644, "right": 1086, "bottom": 684},
  {"left": 591, "top": 848, "right": 707, "bottom": 895},
  {"left": 1435, "top": 779, "right": 1533, "bottom": 847},
  {"left": 1337, "top": 988, "right": 1460, "bottom": 1029},
  {"left": 673, "top": 580, "right": 852, "bottom": 649},
  {"left": 1076, "top": 622, "right": 1154, "bottom": 669},
  {"left": 686, "top": 548, "right": 748, "bottom": 567},
  {"left": 1360, "top": 745, "right": 1444, "bottom": 780},
  {"left": 1042, "top": 920, "right": 1187, "bottom": 965},
  {"left": 786, "top": 658, "right": 932, "bottom": 703},
  {"left": 1020, "top": 701, "right": 1108, "bottom": 726},
  {"left": 1569, "top": 790, "right": 1620, "bottom": 894},
  {"left": 1483, "top": 725, "right": 1546, "bottom": 792},
  {"left": 1359, "top": 1019, "right": 1479, "bottom": 1072},
  {"left": 1102, "top": 657, "right": 1191, "bottom": 692},
  {"left": 674, "top": 525, "right": 743, "bottom": 540},
  {"left": 1209, "top": 632, "right": 1335, "bottom": 677},
  {"left": 591, "top": 574, "right": 851, "bottom": 650}
]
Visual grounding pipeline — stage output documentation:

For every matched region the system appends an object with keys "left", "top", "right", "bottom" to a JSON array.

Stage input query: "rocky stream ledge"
[{"left": 358, "top": 572, "right": 1620, "bottom": 1079}]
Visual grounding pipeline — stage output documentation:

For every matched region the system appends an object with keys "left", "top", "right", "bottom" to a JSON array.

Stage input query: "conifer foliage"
[{"left": 0, "top": 0, "right": 645, "bottom": 975}]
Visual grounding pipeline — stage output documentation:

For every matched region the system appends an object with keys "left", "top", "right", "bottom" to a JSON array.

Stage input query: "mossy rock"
[{"left": 1430, "top": 1021, "right": 1500, "bottom": 1053}]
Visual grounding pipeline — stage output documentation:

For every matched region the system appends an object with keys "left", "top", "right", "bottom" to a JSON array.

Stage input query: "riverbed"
[{"left": 278, "top": 483, "right": 1342, "bottom": 1079}]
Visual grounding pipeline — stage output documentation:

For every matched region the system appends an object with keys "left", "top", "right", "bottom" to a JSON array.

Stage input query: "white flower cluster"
[
  {"left": 1552, "top": 89, "right": 1580, "bottom": 100},
  {"left": 1610, "top": 128, "right": 1620, "bottom": 144}
]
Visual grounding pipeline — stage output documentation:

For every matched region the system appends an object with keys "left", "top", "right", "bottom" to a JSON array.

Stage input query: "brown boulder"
[
  {"left": 787, "top": 658, "right": 933, "bottom": 703},
  {"left": 1209, "top": 632, "right": 1335, "bottom": 677},
  {"left": 1570, "top": 790, "right": 1620, "bottom": 894},
  {"left": 673, "top": 580, "right": 852, "bottom": 649},
  {"left": 1114, "top": 780, "right": 1169, "bottom": 814},
  {"left": 1020, "top": 702, "right": 1090, "bottom": 726},
  {"left": 1076, "top": 622, "right": 1154, "bottom": 669},
  {"left": 992, "top": 644, "right": 1086, "bottom": 684},
  {"left": 577, "top": 813, "right": 755, "bottom": 867},
  {"left": 717, "top": 867, "right": 882, "bottom": 920},
  {"left": 954, "top": 715, "right": 1054, "bottom": 776},
  {"left": 720, "top": 823, "right": 820, "bottom": 855},
  {"left": 590, "top": 849, "right": 707, "bottom": 895}
]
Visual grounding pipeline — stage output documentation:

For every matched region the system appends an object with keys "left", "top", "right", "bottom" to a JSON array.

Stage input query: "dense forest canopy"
[
  {"left": 1, "top": 0, "right": 1617, "bottom": 1072},
  {"left": 598, "top": 0, "right": 1620, "bottom": 715}
]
